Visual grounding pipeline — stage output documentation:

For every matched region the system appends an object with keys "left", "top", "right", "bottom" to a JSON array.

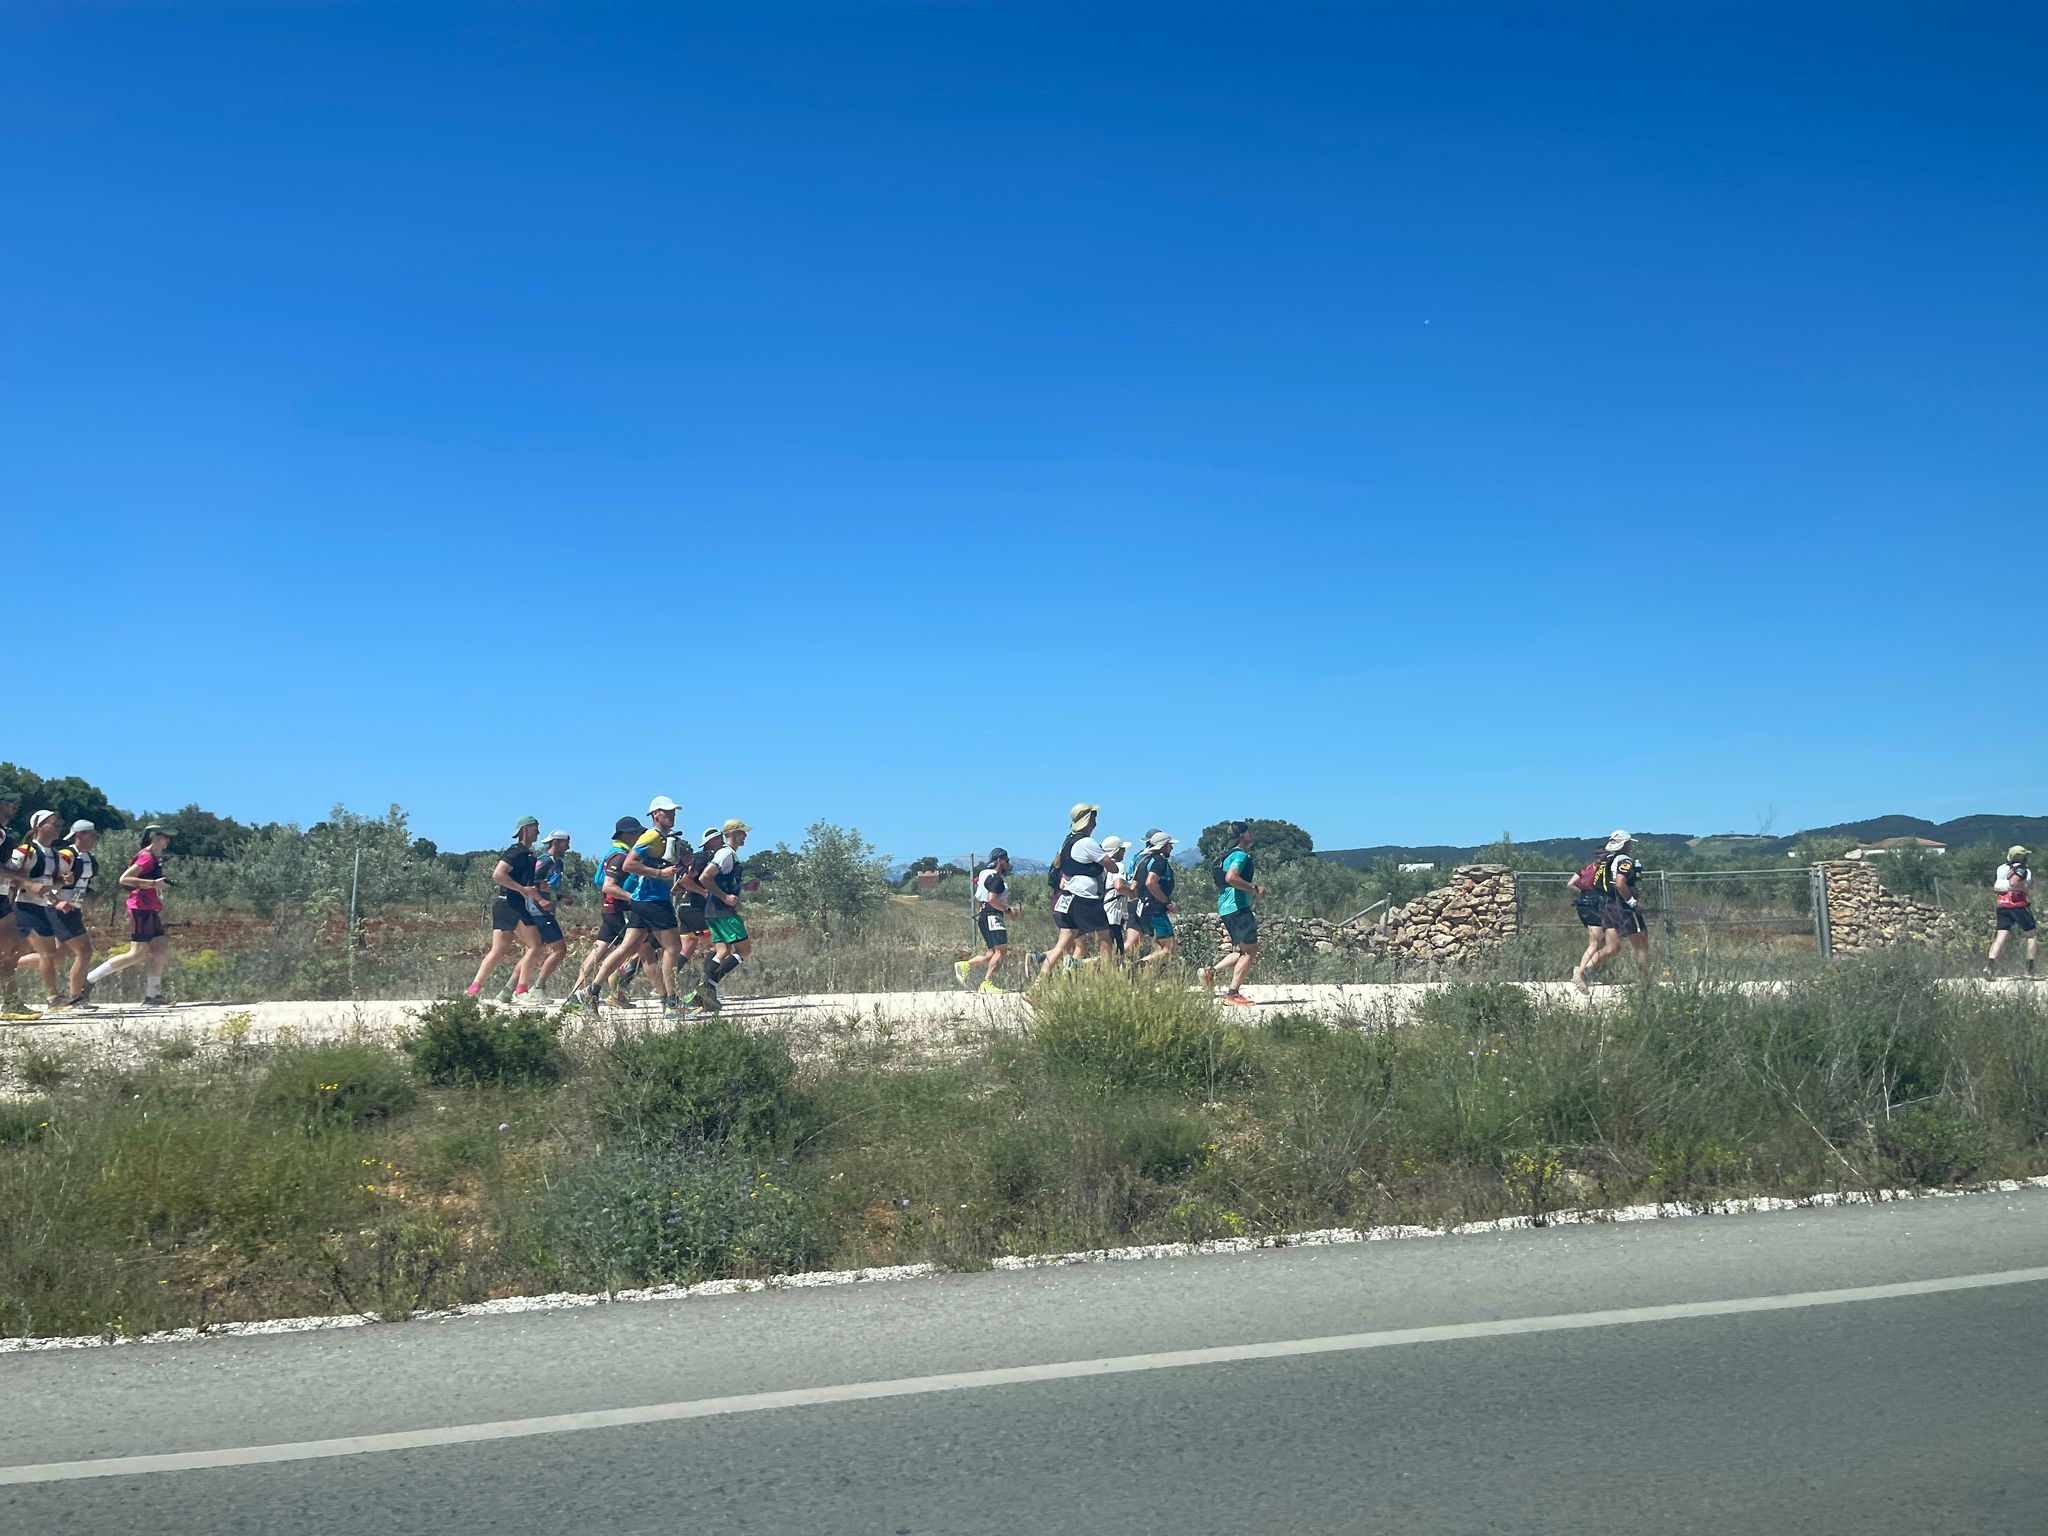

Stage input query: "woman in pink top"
[{"left": 84, "top": 824, "right": 174, "bottom": 1007}]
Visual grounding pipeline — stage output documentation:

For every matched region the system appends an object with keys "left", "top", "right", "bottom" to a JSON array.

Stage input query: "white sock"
[{"left": 87, "top": 959, "right": 117, "bottom": 984}]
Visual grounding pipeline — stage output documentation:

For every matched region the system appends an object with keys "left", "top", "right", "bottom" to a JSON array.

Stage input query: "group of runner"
[
  {"left": 956, "top": 805, "right": 1270, "bottom": 1004},
  {"left": 0, "top": 791, "right": 175, "bottom": 1018},
  {"left": 463, "top": 797, "right": 756, "bottom": 1020},
  {"left": 1566, "top": 831, "right": 2038, "bottom": 985}
]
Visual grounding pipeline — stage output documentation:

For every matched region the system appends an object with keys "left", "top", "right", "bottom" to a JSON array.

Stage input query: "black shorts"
[
  {"left": 491, "top": 894, "right": 536, "bottom": 933},
  {"left": 597, "top": 909, "right": 629, "bottom": 945},
  {"left": 977, "top": 910, "right": 1010, "bottom": 949},
  {"left": 1602, "top": 899, "right": 1648, "bottom": 936},
  {"left": 677, "top": 905, "right": 709, "bottom": 935},
  {"left": 534, "top": 912, "right": 565, "bottom": 945},
  {"left": 130, "top": 909, "right": 165, "bottom": 944},
  {"left": 51, "top": 907, "right": 87, "bottom": 943},
  {"left": 626, "top": 899, "right": 678, "bottom": 932},
  {"left": 1222, "top": 909, "right": 1259, "bottom": 948},
  {"left": 1059, "top": 896, "right": 1109, "bottom": 934},
  {"left": 13, "top": 904, "right": 56, "bottom": 940},
  {"left": 0, "top": 894, "right": 11, "bottom": 919},
  {"left": 1997, "top": 906, "right": 2037, "bottom": 932},
  {"left": 1574, "top": 896, "right": 1605, "bottom": 929}
]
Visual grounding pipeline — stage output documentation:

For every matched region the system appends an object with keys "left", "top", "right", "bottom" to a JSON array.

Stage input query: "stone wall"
[
  {"left": 1819, "top": 860, "right": 1966, "bottom": 955},
  {"left": 1175, "top": 864, "right": 1518, "bottom": 974}
]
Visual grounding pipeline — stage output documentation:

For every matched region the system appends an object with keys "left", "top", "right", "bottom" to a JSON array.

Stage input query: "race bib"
[
  {"left": 985, "top": 915, "right": 1007, "bottom": 936},
  {"left": 1053, "top": 892, "right": 1074, "bottom": 914}
]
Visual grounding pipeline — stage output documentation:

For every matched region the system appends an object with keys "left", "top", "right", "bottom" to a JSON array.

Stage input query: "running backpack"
[{"left": 1574, "top": 860, "right": 1602, "bottom": 893}]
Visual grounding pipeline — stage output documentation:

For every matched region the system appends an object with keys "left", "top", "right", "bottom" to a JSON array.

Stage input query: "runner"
[
  {"left": 1588, "top": 830, "right": 1652, "bottom": 983},
  {"left": 84, "top": 824, "right": 175, "bottom": 1007},
  {"left": 525, "top": 829, "right": 574, "bottom": 998},
  {"left": 1566, "top": 851, "right": 1610, "bottom": 990},
  {"left": 587, "top": 795, "right": 686, "bottom": 1017},
  {"left": 1037, "top": 803, "right": 1115, "bottom": 974},
  {"left": 464, "top": 816, "right": 546, "bottom": 1002},
  {"left": 1100, "top": 835, "right": 1132, "bottom": 957},
  {"left": 954, "top": 847, "right": 1015, "bottom": 993},
  {"left": 671, "top": 825, "right": 721, "bottom": 1006},
  {"left": 1987, "top": 845, "right": 2037, "bottom": 979},
  {"left": 1127, "top": 829, "right": 1181, "bottom": 969},
  {"left": 8, "top": 811, "right": 70, "bottom": 1010},
  {"left": 692, "top": 818, "right": 752, "bottom": 1010},
  {"left": 568, "top": 816, "right": 645, "bottom": 1008},
  {"left": 0, "top": 789, "right": 30, "bottom": 1018},
  {"left": 51, "top": 820, "right": 100, "bottom": 1009},
  {"left": 1199, "top": 821, "right": 1266, "bottom": 1004}
]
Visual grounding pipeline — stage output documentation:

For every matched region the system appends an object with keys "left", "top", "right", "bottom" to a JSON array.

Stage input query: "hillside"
[{"left": 1319, "top": 813, "right": 2048, "bottom": 869}]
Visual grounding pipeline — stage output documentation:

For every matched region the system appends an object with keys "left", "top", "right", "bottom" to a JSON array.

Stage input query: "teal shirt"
[{"left": 1217, "top": 849, "right": 1254, "bottom": 915}]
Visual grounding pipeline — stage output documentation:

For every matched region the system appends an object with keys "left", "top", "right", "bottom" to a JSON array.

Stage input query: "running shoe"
[
  {"left": 610, "top": 986, "right": 632, "bottom": 1008},
  {"left": 528, "top": 982, "right": 549, "bottom": 1003},
  {"left": 978, "top": 980, "right": 1008, "bottom": 995},
  {"left": 560, "top": 993, "right": 586, "bottom": 1015},
  {"left": 69, "top": 982, "right": 96, "bottom": 1011},
  {"left": 698, "top": 984, "right": 723, "bottom": 1012},
  {"left": 583, "top": 985, "right": 605, "bottom": 1013},
  {"left": 954, "top": 960, "right": 973, "bottom": 989},
  {"left": 1197, "top": 966, "right": 1215, "bottom": 990},
  {"left": 141, "top": 995, "right": 169, "bottom": 1010},
  {"left": 1222, "top": 991, "right": 1255, "bottom": 1007}
]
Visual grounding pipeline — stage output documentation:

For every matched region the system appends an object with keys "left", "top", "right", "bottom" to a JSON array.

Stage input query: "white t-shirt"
[
  {"left": 1102, "top": 860, "right": 1127, "bottom": 922},
  {"left": 1062, "top": 836, "right": 1106, "bottom": 900}
]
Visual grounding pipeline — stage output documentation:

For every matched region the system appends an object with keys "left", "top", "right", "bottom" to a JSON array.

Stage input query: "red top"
[{"left": 127, "top": 848, "right": 163, "bottom": 912}]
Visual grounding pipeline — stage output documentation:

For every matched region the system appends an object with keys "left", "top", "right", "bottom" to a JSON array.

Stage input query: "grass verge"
[{"left": 4, "top": 957, "right": 2046, "bottom": 1339}]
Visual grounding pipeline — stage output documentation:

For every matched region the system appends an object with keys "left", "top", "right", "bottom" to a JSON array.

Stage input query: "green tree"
[
  {"left": 772, "top": 821, "right": 891, "bottom": 930},
  {"left": 1196, "top": 818, "right": 1314, "bottom": 866},
  {"left": 0, "top": 763, "right": 127, "bottom": 834}
]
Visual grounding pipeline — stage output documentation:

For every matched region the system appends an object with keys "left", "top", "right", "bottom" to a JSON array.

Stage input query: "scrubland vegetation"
[{"left": 6, "top": 954, "right": 2045, "bottom": 1340}]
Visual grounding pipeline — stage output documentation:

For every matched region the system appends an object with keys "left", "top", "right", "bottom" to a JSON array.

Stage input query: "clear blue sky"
[{"left": 8, "top": 3, "right": 2041, "bottom": 859}]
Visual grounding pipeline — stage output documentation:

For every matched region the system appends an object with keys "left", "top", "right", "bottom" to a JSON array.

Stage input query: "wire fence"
[{"left": 1515, "top": 868, "right": 1823, "bottom": 946}]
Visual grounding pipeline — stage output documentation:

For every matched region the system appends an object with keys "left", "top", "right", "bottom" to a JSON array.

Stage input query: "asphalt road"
[{"left": 5, "top": 1192, "right": 2045, "bottom": 1534}]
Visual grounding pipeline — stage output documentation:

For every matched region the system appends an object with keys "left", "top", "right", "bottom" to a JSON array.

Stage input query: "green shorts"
[{"left": 708, "top": 913, "right": 748, "bottom": 946}]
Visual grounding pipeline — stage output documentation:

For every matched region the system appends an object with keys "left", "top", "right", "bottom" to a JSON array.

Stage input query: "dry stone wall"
[
  {"left": 1820, "top": 860, "right": 1966, "bottom": 954},
  {"left": 1176, "top": 865, "right": 1517, "bottom": 974}
]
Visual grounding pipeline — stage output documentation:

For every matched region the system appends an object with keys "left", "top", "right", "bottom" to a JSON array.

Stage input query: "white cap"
[
  {"left": 68, "top": 820, "right": 96, "bottom": 838},
  {"left": 544, "top": 829, "right": 571, "bottom": 844},
  {"left": 28, "top": 809, "right": 60, "bottom": 832},
  {"left": 648, "top": 795, "right": 680, "bottom": 814},
  {"left": 1604, "top": 830, "right": 1633, "bottom": 852}
]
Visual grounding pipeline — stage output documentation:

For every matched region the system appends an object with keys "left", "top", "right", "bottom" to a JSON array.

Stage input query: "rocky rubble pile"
[
  {"left": 1820, "top": 860, "right": 1965, "bottom": 954},
  {"left": 1176, "top": 865, "right": 1518, "bottom": 973}
]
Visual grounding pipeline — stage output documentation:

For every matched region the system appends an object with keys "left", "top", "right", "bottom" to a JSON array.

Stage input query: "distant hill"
[{"left": 1319, "top": 813, "right": 2048, "bottom": 869}]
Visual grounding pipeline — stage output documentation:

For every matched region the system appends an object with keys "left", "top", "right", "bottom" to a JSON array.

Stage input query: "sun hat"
[
  {"left": 1604, "top": 830, "right": 1633, "bottom": 852},
  {"left": 722, "top": 818, "right": 752, "bottom": 837},
  {"left": 1145, "top": 830, "right": 1175, "bottom": 851},
  {"left": 544, "top": 829, "right": 571, "bottom": 844},
  {"left": 647, "top": 795, "right": 679, "bottom": 815},
  {"left": 612, "top": 816, "right": 646, "bottom": 839},
  {"left": 1101, "top": 835, "right": 1128, "bottom": 858},
  {"left": 2010, "top": 845, "right": 2031, "bottom": 862},
  {"left": 67, "top": 820, "right": 96, "bottom": 838},
  {"left": 1069, "top": 802, "right": 1100, "bottom": 829}
]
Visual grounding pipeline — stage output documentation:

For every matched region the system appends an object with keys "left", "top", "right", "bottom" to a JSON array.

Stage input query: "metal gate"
[{"left": 1515, "top": 868, "right": 1825, "bottom": 949}]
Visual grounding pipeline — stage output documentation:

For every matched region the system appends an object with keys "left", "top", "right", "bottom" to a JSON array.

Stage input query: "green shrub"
[
  {"left": 1027, "top": 971, "right": 1258, "bottom": 1097},
  {"left": 535, "top": 1140, "right": 824, "bottom": 1289},
  {"left": 1413, "top": 981, "right": 1538, "bottom": 1035},
  {"left": 1876, "top": 1104, "right": 1989, "bottom": 1186},
  {"left": 0, "top": 1100, "right": 51, "bottom": 1147},
  {"left": 19, "top": 1050, "right": 68, "bottom": 1091},
  {"left": 403, "top": 996, "right": 564, "bottom": 1087},
  {"left": 986, "top": 1123, "right": 1065, "bottom": 1205},
  {"left": 1110, "top": 1107, "right": 1211, "bottom": 1181},
  {"left": 259, "top": 1042, "right": 416, "bottom": 1127},
  {"left": 599, "top": 1019, "right": 809, "bottom": 1151}
]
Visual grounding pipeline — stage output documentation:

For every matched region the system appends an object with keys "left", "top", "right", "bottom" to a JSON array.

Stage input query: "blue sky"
[{"left": 7, "top": 3, "right": 2042, "bottom": 860}]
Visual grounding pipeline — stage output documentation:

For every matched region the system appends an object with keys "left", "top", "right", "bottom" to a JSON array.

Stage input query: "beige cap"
[
  {"left": 722, "top": 818, "right": 752, "bottom": 837},
  {"left": 1604, "top": 830, "right": 1633, "bottom": 853},
  {"left": 1069, "top": 802, "right": 1100, "bottom": 829}
]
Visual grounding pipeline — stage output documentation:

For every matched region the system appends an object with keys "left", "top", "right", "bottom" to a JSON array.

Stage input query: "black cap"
[
  {"left": 613, "top": 816, "right": 646, "bottom": 839},
  {"left": 988, "top": 847, "right": 1009, "bottom": 863}
]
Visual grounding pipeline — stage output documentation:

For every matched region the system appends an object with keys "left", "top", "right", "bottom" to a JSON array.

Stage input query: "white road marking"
[{"left": 5, "top": 1265, "right": 2044, "bottom": 1486}]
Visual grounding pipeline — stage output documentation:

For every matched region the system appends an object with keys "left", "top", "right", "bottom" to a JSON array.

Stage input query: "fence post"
[{"left": 1811, "top": 864, "right": 1832, "bottom": 960}]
